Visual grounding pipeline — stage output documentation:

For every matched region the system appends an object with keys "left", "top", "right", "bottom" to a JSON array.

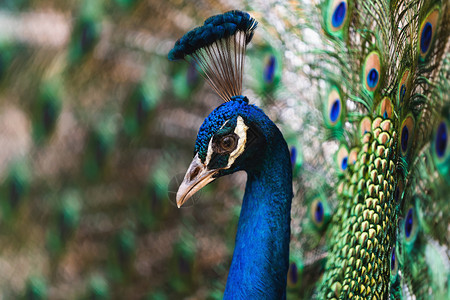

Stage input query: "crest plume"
[{"left": 169, "top": 10, "right": 258, "bottom": 102}]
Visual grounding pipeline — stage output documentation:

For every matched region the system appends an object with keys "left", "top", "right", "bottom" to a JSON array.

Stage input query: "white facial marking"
[
  {"left": 204, "top": 119, "right": 230, "bottom": 166},
  {"left": 227, "top": 116, "right": 248, "bottom": 168},
  {"left": 204, "top": 137, "right": 214, "bottom": 166}
]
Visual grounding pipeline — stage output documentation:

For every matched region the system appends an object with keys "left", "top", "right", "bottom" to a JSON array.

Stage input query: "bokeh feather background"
[{"left": 0, "top": 0, "right": 264, "bottom": 298}]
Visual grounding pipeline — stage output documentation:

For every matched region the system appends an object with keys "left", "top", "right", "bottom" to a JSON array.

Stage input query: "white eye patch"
[
  {"left": 203, "top": 116, "right": 248, "bottom": 169},
  {"left": 227, "top": 116, "right": 248, "bottom": 168}
]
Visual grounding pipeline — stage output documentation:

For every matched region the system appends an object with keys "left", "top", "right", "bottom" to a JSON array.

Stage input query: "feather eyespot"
[
  {"left": 363, "top": 52, "right": 381, "bottom": 93},
  {"left": 390, "top": 246, "right": 399, "bottom": 283},
  {"left": 264, "top": 55, "right": 276, "bottom": 83},
  {"left": 419, "top": 8, "right": 440, "bottom": 60},
  {"left": 400, "top": 116, "right": 414, "bottom": 156},
  {"left": 337, "top": 145, "right": 349, "bottom": 172},
  {"left": 326, "top": 87, "right": 343, "bottom": 127},
  {"left": 311, "top": 198, "right": 327, "bottom": 227},
  {"left": 401, "top": 126, "right": 409, "bottom": 151},
  {"left": 326, "top": 0, "right": 348, "bottom": 34},
  {"left": 367, "top": 69, "right": 379, "bottom": 88},
  {"left": 432, "top": 120, "right": 449, "bottom": 181},
  {"left": 435, "top": 121, "right": 447, "bottom": 159},
  {"left": 290, "top": 145, "right": 303, "bottom": 177},
  {"left": 341, "top": 157, "right": 348, "bottom": 170},
  {"left": 399, "top": 85, "right": 406, "bottom": 101},
  {"left": 315, "top": 201, "right": 324, "bottom": 223},
  {"left": 332, "top": 2, "right": 347, "bottom": 28},
  {"left": 378, "top": 97, "right": 393, "bottom": 120},
  {"left": 404, "top": 208, "right": 416, "bottom": 241},
  {"left": 390, "top": 246, "right": 398, "bottom": 272},
  {"left": 287, "top": 262, "right": 299, "bottom": 286},
  {"left": 330, "top": 99, "right": 341, "bottom": 123},
  {"left": 397, "top": 69, "right": 410, "bottom": 104},
  {"left": 290, "top": 146, "right": 297, "bottom": 167},
  {"left": 420, "top": 22, "right": 432, "bottom": 53}
]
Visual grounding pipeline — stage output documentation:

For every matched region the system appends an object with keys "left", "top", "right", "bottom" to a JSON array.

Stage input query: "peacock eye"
[
  {"left": 362, "top": 51, "right": 381, "bottom": 93},
  {"left": 287, "top": 262, "right": 299, "bottom": 286},
  {"left": 390, "top": 246, "right": 399, "bottom": 283},
  {"left": 418, "top": 8, "right": 439, "bottom": 61},
  {"left": 400, "top": 116, "right": 414, "bottom": 156},
  {"left": 336, "top": 145, "right": 349, "bottom": 172},
  {"left": 216, "top": 134, "right": 238, "bottom": 153},
  {"left": 390, "top": 246, "right": 397, "bottom": 271}
]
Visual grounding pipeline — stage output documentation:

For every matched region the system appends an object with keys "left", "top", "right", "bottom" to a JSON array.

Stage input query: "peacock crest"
[{"left": 169, "top": 10, "right": 257, "bottom": 102}]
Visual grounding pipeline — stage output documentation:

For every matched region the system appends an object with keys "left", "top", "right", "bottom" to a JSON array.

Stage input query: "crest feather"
[{"left": 169, "top": 10, "right": 257, "bottom": 102}]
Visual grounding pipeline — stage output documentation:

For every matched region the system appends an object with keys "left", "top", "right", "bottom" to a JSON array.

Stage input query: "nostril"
[{"left": 190, "top": 167, "right": 200, "bottom": 181}]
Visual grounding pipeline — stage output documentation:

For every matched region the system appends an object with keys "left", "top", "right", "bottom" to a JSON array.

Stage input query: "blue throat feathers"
[{"left": 225, "top": 126, "right": 292, "bottom": 299}]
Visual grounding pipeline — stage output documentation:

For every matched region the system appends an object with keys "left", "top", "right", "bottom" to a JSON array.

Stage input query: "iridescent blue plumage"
[
  {"left": 171, "top": 11, "right": 293, "bottom": 299},
  {"left": 195, "top": 96, "right": 248, "bottom": 161},
  {"left": 189, "top": 97, "right": 293, "bottom": 299}
]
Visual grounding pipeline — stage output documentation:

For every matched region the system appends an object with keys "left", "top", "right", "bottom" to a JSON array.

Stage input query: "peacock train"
[{"left": 170, "top": 0, "right": 449, "bottom": 299}]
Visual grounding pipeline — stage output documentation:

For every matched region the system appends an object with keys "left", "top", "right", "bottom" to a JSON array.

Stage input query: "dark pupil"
[
  {"left": 401, "top": 125, "right": 409, "bottom": 152},
  {"left": 436, "top": 122, "right": 447, "bottom": 158},
  {"left": 405, "top": 208, "right": 413, "bottom": 238},
  {"left": 400, "top": 84, "right": 406, "bottom": 102},
  {"left": 330, "top": 99, "right": 340, "bottom": 122},
  {"left": 289, "top": 262, "right": 298, "bottom": 284},
  {"left": 222, "top": 136, "right": 234, "bottom": 150},
  {"left": 290, "top": 146, "right": 297, "bottom": 167},
  {"left": 420, "top": 22, "right": 432, "bottom": 53},
  {"left": 315, "top": 201, "right": 324, "bottom": 223},
  {"left": 341, "top": 157, "right": 348, "bottom": 170},
  {"left": 332, "top": 2, "right": 346, "bottom": 28},
  {"left": 264, "top": 55, "right": 276, "bottom": 83},
  {"left": 391, "top": 247, "right": 396, "bottom": 271},
  {"left": 367, "top": 68, "right": 379, "bottom": 88}
]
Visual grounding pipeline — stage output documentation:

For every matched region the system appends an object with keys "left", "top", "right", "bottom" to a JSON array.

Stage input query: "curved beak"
[{"left": 176, "top": 154, "right": 219, "bottom": 208}]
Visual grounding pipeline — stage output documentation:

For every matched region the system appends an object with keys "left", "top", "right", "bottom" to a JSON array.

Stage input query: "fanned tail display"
[
  {"left": 172, "top": 0, "right": 449, "bottom": 299},
  {"left": 249, "top": 0, "right": 449, "bottom": 298}
]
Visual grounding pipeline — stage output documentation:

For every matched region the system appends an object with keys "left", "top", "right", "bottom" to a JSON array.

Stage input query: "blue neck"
[{"left": 224, "top": 130, "right": 292, "bottom": 299}]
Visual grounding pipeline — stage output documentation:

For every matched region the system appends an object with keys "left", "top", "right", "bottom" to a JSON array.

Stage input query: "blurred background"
[{"left": 0, "top": 0, "right": 299, "bottom": 298}]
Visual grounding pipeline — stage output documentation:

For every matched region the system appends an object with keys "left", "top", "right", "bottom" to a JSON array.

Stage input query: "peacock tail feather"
[{"left": 247, "top": 0, "right": 449, "bottom": 298}]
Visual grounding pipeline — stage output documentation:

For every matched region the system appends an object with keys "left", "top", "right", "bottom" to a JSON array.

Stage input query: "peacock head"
[
  {"left": 177, "top": 95, "right": 273, "bottom": 207},
  {"left": 169, "top": 10, "right": 262, "bottom": 207}
]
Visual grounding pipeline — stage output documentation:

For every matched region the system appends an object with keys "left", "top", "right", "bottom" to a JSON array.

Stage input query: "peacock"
[
  {"left": 169, "top": 11, "right": 292, "bottom": 298},
  {"left": 169, "top": 1, "right": 449, "bottom": 299},
  {"left": 0, "top": 0, "right": 448, "bottom": 298}
]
